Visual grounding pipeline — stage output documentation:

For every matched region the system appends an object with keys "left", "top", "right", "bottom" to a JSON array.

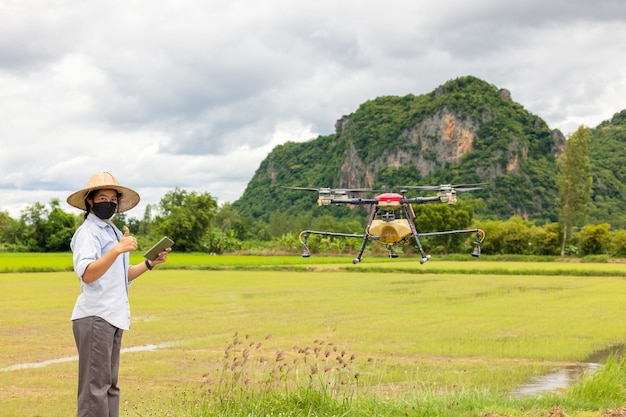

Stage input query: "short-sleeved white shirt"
[{"left": 70, "top": 213, "right": 131, "bottom": 330}]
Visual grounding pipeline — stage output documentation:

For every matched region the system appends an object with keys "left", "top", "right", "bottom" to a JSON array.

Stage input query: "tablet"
[{"left": 143, "top": 236, "right": 175, "bottom": 260}]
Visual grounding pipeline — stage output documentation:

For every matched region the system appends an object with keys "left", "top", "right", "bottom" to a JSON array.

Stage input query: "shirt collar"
[{"left": 87, "top": 213, "right": 114, "bottom": 229}]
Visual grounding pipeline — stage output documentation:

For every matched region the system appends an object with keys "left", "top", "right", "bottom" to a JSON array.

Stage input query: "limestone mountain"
[{"left": 233, "top": 76, "right": 619, "bottom": 228}]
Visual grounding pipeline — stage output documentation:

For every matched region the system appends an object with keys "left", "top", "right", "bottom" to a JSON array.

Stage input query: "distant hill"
[
  {"left": 589, "top": 109, "right": 626, "bottom": 228},
  {"left": 233, "top": 76, "right": 625, "bottom": 229}
]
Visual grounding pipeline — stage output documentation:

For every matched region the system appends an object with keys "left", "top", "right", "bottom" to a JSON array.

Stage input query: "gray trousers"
[{"left": 72, "top": 317, "right": 123, "bottom": 417}]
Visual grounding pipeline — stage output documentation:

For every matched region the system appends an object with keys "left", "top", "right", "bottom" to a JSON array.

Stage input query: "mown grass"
[{"left": 1, "top": 254, "right": 626, "bottom": 416}]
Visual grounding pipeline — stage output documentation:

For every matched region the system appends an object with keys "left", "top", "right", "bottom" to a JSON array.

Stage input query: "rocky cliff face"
[
  {"left": 338, "top": 109, "right": 481, "bottom": 188},
  {"left": 336, "top": 98, "right": 564, "bottom": 194},
  {"left": 407, "top": 109, "right": 479, "bottom": 176},
  {"left": 339, "top": 142, "right": 369, "bottom": 189}
]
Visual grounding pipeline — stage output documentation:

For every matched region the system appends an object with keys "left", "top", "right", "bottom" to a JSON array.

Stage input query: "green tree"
[
  {"left": 111, "top": 212, "right": 142, "bottom": 235},
  {"left": 215, "top": 203, "right": 249, "bottom": 241},
  {"left": 44, "top": 199, "right": 76, "bottom": 251},
  {"left": 139, "top": 204, "right": 155, "bottom": 236},
  {"left": 0, "top": 211, "right": 25, "bottom": 250},
  {"left": 557, "top": 126, "right": 593, "bottom": 255},
  {"left": 12, "top": 199, "right": 76, "bottom": 252},
  {"left": 153, "top": 188, "right": 218, "bottom": 252},
  {"left": 412, "top": 202, "right": 474, "bottom": 254},
  {"left": 19, "top": 201, "right": 49, "bottom": 251}
]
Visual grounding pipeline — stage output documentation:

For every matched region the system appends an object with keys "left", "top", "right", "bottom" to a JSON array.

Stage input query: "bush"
[
  {"left": 609, "top": 229, "right": 626, "bottom": 257},
  {"left": 576, "top": 223, "right": 611, "bottom": 256}
]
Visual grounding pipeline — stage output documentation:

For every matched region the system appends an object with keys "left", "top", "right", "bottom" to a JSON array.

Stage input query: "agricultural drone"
[{"left": 287, "top": 184, "right": 486, "bottom": 264}]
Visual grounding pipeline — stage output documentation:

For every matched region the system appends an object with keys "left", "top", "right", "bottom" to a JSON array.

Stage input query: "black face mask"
[{"left": 92, "top": 201, "right": 118, "bottom": 220}]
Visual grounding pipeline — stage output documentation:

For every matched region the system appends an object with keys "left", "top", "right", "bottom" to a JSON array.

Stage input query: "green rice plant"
[
  {"left": 564, "top": 353, "right": 626, "bottom": 408},
  {"left": 0, "top": 252, "right": 74, "bottom": 272},
  {"left": 2, "top": 252, "right": 625, "bottom": 276}
]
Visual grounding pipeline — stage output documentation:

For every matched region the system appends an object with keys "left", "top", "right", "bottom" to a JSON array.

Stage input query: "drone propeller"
[
  {"left": 453, "top": 186, "right": 484, "bottom": 192},
  {"left": 449, "top": 183, "right": 488, "bottom": 191},
  {"left": 283, "top": 186, "right": 373, "bottom": 193},
  {"left": 401, "top": 183, "right": 487, "bottom": 192},
  {"left": 337, "top": 188, "right": 373, "bottom": 193},
  {"left": 283, "top": 186, "right": 320, "bottom": 192}
]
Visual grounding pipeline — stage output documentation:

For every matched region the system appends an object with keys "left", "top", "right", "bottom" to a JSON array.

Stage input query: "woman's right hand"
[{"left": 117, "top": 226, "right": 138, "bottom": 253}]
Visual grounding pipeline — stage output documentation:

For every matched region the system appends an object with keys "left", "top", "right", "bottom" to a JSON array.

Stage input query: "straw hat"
[{"left": 66, "top": 172, "right": 140, "bottom": 213}]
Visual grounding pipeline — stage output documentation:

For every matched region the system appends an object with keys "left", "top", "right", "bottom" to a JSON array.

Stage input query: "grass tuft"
[{"left": 191, "top": 331, "right": 360, "bottom": 416}]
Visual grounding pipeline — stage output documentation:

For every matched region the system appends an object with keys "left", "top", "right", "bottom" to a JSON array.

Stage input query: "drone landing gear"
[
  {"left": 299, "top": 230, "right": 368, "bottom": 262},
  {"left": 299, "top": 228, "right": 485, "bottom": 265},
  {"left": 299, "top": 231, "right": 312, "bottom": 258}
]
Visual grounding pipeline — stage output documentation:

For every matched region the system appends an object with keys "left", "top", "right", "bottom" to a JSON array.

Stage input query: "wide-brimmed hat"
[{"left": 66, "top": 172, "right": 140, "bottom": 213}]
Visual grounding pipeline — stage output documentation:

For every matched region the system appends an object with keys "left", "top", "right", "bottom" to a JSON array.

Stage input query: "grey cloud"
[{"left": 0, "top": 1, "right": 86, "bottom": 71}]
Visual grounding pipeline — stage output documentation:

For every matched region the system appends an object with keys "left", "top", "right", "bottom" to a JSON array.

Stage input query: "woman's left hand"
[{"left": 151, "top": 247, "right": 171, "bottom": 266}]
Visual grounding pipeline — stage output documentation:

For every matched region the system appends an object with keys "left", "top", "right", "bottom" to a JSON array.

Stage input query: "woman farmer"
[{"left": 66, "top": 172, "right": 171, "bottom": 417}]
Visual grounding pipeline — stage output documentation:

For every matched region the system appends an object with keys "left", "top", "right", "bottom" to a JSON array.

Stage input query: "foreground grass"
[{"left": 1, "top": 255, "right": 626, "bottom": 416}]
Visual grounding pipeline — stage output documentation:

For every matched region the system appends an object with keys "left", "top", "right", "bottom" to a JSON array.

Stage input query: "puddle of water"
[
  {"left": 511, "top": 344, "right": 624, "bottom": 397},
  {"left": 511, "top": 363, "right": 601, "bottom": 397},
  {"left": 585, "top": 344, "right": 624, "bottom": 364}
]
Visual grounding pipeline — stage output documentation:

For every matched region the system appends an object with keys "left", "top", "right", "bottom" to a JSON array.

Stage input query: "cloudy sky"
[{"left": 1, "top": 0, "right": 625, "bottom": 218}]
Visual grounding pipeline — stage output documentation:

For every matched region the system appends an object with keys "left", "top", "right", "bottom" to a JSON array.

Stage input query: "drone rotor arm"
[
  {"left": 318, "top": 197, "right": 378, "bottom": 206},
  {"left": 401, "top": 196, "right": 442, "bottom": 205}
]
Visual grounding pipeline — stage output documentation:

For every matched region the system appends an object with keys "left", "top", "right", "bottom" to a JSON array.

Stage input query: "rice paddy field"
[{"left": 1, "top": 252, "right": 626, "bottom": 416}]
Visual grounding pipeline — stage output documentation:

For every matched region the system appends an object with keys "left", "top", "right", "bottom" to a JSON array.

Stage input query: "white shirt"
[{"left": 70, "top": 214, "right": 131, "bottom": 330}]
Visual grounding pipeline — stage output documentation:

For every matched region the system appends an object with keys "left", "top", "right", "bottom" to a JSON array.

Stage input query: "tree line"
[
  {"left": 0, "top": 188, "right": 247, "bottom": 254},
  {"left": 1, "top": 195, "right": 623, "bottom": 257}
]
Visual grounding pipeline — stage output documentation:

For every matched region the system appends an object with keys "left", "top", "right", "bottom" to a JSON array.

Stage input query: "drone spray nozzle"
[
  {"left": 471, "top": 243, "right": 481, "bottom": 258},
  {"left": 471, "top": 230, "right": 484, "bottom": 257}
]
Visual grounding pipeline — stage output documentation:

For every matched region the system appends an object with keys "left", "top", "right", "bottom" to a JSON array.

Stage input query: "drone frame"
[{"left": 295, "top": 187, "right": 485, "bottom": 264}]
